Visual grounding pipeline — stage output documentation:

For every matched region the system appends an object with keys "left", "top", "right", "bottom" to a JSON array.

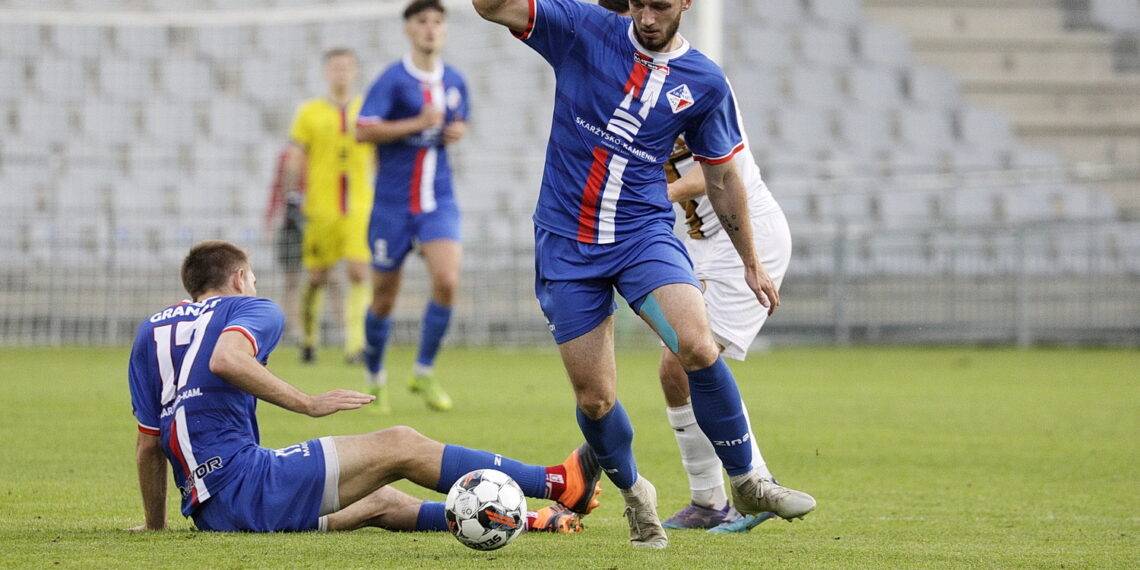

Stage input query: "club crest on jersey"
[{"left": 667, "top": 84, "right": 695, "bottom": 114}]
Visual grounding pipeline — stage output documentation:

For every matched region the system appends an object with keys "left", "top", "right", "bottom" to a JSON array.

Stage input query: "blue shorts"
[
  {"left": 368, "top": 202, "right": 461, "bottom": 272},
  {"left": 191, "top": 438, "right": 337, "bottom": 532},
  {"left": 534, "top": 224, "right": 700, "bottom": 344}
]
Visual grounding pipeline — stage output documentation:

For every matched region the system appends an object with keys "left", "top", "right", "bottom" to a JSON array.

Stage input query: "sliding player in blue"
[
  {"left": 473, "top": 0, "right": 814, "bottom": 548},
  {"left": 127, "top": 241, "right": 599, "bottom": 534}
]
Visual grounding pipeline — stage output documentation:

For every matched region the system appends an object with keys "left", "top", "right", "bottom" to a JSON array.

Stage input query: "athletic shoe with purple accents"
[
  {"left": 707, "top": 510, "right": 778, "bottom": 534},
  {"left": 662, "top": 502, "right": 739, "bottom": 530}
]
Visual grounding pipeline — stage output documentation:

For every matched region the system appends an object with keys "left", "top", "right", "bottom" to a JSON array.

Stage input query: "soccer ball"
[{"left": 444, "top": 468, "right": 527, "bottom": 551}]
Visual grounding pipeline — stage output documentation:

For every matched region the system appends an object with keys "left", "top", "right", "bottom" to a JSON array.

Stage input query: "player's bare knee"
[
  {"left": 676, "top": 339, "right": 719, "bottom": 371},
  {"left": 370, "top": 425, "right": 426, "bottom": 449},
  {"left": 576, "top": 393, "right": 615, "bottom": 420}
]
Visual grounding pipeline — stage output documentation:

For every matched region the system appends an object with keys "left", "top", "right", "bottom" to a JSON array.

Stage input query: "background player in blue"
[
  {"left": 356, "top": 0, "right": 469, "bottom": 413},
  {"left": 128, "top": 240, "right": 601, "bottom": 533},
  {"left": 473, "top": 0, "right": 813, "bottom": 548}
]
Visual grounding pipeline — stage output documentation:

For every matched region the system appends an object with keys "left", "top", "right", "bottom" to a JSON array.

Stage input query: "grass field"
[{"left": 1, "top": 345, "right": 1137, "bottom": 568}]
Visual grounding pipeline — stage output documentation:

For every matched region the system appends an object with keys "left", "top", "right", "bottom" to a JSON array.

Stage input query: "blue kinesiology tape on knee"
[{"left": 637, "top": 294, "right": 680, "bottom": 353}]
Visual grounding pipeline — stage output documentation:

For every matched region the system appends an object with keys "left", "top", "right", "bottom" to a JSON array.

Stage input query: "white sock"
[
  {"left": 740, "top": 400, "right": 772, "bottom": 479},
  {"left": 667, "top": 404, "right": 728, "bottom": 509},
  {"left": 317, "top": 515, "right": 329, "bottom": 532},
  {"left": 412, "top": 362, "right": 433, "bottom": 377},
  {"left": 365, "top": 369, "right": 387, "bottom": 389}
]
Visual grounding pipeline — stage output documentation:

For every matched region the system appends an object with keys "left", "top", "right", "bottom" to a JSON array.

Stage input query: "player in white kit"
[{"left": 659, "top": 132, "right": 794, "bottom": 533}]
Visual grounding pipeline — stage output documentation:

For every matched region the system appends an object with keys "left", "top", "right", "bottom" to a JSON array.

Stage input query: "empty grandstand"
[{"left": 0, "top": 0, "right": 1136, "bottom": 347}]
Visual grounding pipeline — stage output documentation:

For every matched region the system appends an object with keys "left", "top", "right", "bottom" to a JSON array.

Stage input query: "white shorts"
[{"left": 684, "top": 209, "right": 791, "bottom": 360}]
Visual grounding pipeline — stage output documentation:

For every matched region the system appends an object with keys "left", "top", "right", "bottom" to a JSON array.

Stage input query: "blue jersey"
[
  {"left": 516, "top": 0, "right": 744, "bottom": 244},
  {"left": 358, "top": 55, "right": 470, "bottom": 214},
  {"left": 127, "top": 296, "right": 285, "bottom": 516}
]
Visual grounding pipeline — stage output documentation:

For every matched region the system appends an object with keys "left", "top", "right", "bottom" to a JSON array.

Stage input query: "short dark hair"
[
  {"left": 403, "top": 0, "right": 445, "bottom": 20},
  {"left": 323, "top": 47, "right": 357, "bottom": 63},
  {"left": 181, "top": 240, "right": 249, "bottom": 299},
  {"left": 598, "top": 0, "right": 629, "bottom": 14}
]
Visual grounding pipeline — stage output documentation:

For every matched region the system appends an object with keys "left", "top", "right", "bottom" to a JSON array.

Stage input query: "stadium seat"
[
  {"left": 797, "top": 24, "right": 855, "bottom": 67},
  {"left": 945, "top": 186, "right": 1007, "bottom": 226},
  {"left": 0, "top": 23, "right": 45, "bottom": 59},
  {"left": 854, "top": 23, "right": 912, "bottom": 68},
  {"left": 141, "top": 100, "right": 200, "bottom": 140},
  {"left": 113, "top": 25, "right": 169, "bottom": 59},
  {"left": 877, "top": 189, "right": 942, "bottom": 227},
  {"left": 254, "top": 22, "right": 310, "bottom": 57},
  {"left": 955, "top": 107, "right": 1015, "bottom": 150},
  {"left": 865, "top": 231, "right": 941, "bottom": 276},
  {"left": 771, "top": 106, "right": 836, "bottom": 154},
  {"left": 804, "top": 0, "right": 863, "bottom": 28},
  {"left": 15, "top": 100, "right": 74, "bottom": 142},
  {"left": 0, "top": 60, "right": 28, "bottom": 103},
  {"left": 160, "top": 57, "right": 215, "bottom": 102},
  {"left": 904, "top": 66, "right": 963, "bottom": 109},
  {"left": 730, "top": 23, "right": 793, "bottom": 67},
  {"left": 786, "top": 66, "right": 844, "bottom": 108},
  {"left": 32, "top": 56, "right": 90, "bottom": 100},
  {"left": 943, "top": 146, "right": 1005, "bottom": 174},
  {"left": 895, "top": 106, "right": 955, "bottom": 150},
  {"left": 1007, "top": 146, "right": 1066, "bottom": 171},
  {"left": 50, "top": 25, "right": 109, "bottom": 59},
  {"left": 836, "top": 107, "right": 893, "bottom": 153},
  {"left": 314, "top": 19, "right": 376, "bottom": 53},
  {"left": 195, "top": 25, "right": 256, "bottom": 60},
  {"left": 206, "top": 99, "right": 265, "bottom": 143},
  {"left": 238, "top": 57, "right": 299, "bottom": 103},
  {"left": 98, "top": 58, "right": 156, "bottom": 103},
  {"left": 742, "top": 0, "right": 805, "bottom": 26},
  {"left": 844, "top": 65, "right": 903, "bottom": 110},
  {"left": 81, "top": 100, "right": 142, "bottom": 145}
]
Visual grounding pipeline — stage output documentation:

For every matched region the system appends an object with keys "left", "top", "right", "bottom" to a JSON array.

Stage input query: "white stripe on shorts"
[{"left": 318, "top": 436, "right": 340, "bottom": 516}]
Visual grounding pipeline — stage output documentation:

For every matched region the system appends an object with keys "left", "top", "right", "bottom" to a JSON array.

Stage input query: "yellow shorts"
[{"left": 301, "top": 215, "right": 371, "bottom": 270}]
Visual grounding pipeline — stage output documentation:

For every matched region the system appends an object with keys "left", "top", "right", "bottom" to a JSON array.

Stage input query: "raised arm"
[
  {"left": 472, "top": 0, "right": 533, "bottom": 33},
  {"left": 208, "top": 330, "right": 374, "bottom": 416},
  {"left": 700, "top": 160, "right": 779, "bottom": 314}
]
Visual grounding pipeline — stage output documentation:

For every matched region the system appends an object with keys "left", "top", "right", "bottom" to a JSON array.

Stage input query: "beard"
[{"left": 633, "top": 15, "right": 682, "bottom": 52}]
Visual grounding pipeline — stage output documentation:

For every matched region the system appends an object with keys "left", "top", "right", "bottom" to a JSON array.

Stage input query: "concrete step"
[
  {"left": 864, "top": 0, "right": 1069, "bottom": 38},
  {"left": 912, "top": 35, "right": 1118, "bottom": 82},
  {"left": 969, "top": 90, "right": 1140, "bottom": 124}
]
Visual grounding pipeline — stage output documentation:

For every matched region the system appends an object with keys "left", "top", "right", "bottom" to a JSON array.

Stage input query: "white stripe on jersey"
[
  {"left": 419, "top": 147, "right": 439, "bottom": 213},
  {"left": 597, "top": 155, "right": 629, "bottom": 244},
  {"left": 175, "top": 407, "right": 211, "bottom": 503}
]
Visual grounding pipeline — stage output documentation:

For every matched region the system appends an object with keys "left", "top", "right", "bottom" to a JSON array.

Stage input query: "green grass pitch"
[{"left": 1, "top": 345, "right": 1137, "bottom": 568}]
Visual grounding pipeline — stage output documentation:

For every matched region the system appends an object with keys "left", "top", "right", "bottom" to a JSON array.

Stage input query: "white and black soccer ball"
[{"left": 444, "top": 468, "right": 527, "bottom": 551}]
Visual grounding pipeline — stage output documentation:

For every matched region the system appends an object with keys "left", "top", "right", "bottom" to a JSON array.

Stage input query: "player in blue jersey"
[
  {"left": 597, "top": 0, "right": 813, "bottom": 535},
  {"left": 128, "top": 241, "right": 601, "bottom": 533},
  {"left": 473, "top": 0, "right": 813, "bottom": 548},
  {"left": 356, "top": 0, "right": 469, "bottom": 414}
]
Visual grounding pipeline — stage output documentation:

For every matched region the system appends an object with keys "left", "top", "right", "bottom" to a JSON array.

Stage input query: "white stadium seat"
[
  {"left": 0, "top": 23, "right": 45, "bottom": 59},
  {"left": 32, "top": 56, "right": 90, "bottom": 100},
  {"left": 50, "top": 25, "right": 109, "bottom": 59},
  {"left": 854, "top": 23, "right": 912, "bottom": 68},
  {"left": 805, "top": 0, "right": 863, "bottom": 28},
  {"left": 206, "top": 99, "right": 265, "bottom": 143},
  {"left": 905, "top": 66, "right": 963, "bottom": 109},
  {"left": 15, "top": 100, "right": 74, "bottom": 141},
  {"left": 797, "top": 24, "right": 855, "bottom": 67},
  {"left": 141, "top": 100, "right": 200, "bottom": 140},
  {"left": 786, "top": 66, "right": 844, "bottom": 108},
  {"left": 114, "top": 26, "right": 169, "bottom": 59},
  {"left": 195, "top": 25, "right": 256, "bottom": 60},
  {"left": 742, "top": 0, "right": 806, "bottom": 26},
  {"left": 895, "top": 106, "right": 955, "bottom": 149},
  {"left": 955, "top": 107, "right": 1015, "bottom": 150},
  {"left": 845, "top": 65, "right": 903, "bottom": 110},
  {"left": 160, "top": 58, "right": 215, "bottom": 102},
  {"left": 98, "top": 58, "right": 156, "bottom": 103},
  {"left": 836, "top": 107, "right": 893, "bottom": 152}
]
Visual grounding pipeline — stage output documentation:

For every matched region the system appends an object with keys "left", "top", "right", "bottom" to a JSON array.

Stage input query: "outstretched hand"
[
  {"left": 745, "top": 264, "right": 780, "bottom": 316},
  {"left": 306, "top": 389, "right": 375, "bottom": 418}
]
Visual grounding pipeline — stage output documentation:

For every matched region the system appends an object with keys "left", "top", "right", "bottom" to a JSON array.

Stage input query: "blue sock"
[
  {"left": 363, "top": 311, "right": 391, "bottom": 374},
  {"left": 687, "top": 358, "right": 753, "bottom": 476},
  {"left": 576, "top": 401, "right": 637, "bottom": 489},
  {"left": 416, "top": 301, "right": 453, "bottom": 368},
  {"left": 415, "top": 501, "right": 449, "bottom": 532},
  {"left": 436, "top": 444, "right": 547, "bottom": 499}
]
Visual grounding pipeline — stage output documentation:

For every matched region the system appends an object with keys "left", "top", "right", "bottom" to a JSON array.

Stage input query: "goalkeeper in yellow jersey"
[{"left": 283, "top": 48, "right": 375, "bottom": 364}]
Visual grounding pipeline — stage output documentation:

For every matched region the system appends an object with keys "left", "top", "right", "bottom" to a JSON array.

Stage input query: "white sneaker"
[
  {"left": 621, "top": 476, "right": 668, "bottom": 549},
  {"left": 730, "top": 473, "right": 816, "bottom": 520}
]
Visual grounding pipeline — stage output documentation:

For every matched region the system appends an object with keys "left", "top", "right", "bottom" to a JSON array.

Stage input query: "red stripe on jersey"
[
  {"left": 168, "top": 419, "right": 198, "bottom": 505},
  {"left": 576, "top": 147, "right": 611, "bottom": 243},
  {"left": 408, "top": 148, "right": 427, "bottom": 215},
  {"left": 511, "top": 0, "right": 537, "bottom": 40},
  {"left": 222, "top": 325, "right": 259, "bottom": 355},
  {"left": 693, "top": 142, "right": 746, "bottom": 166},
  {"left": 338, "top": 106, "right": 348, "bottom": 215},
  {"left": 137, "top": 424, "right": 159, "bottom": 436},
  {"left": 623, "top": 59, "right": 650, "bottom": 100}
]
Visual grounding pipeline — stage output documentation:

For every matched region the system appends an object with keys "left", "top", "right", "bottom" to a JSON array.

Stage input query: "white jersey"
[{"left": 666, "top": 134, "right": 781, "bottom": 239}]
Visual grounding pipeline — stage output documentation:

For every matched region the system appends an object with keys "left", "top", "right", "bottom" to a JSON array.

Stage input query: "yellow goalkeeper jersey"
[{"left": 289, "top": 96, "right": 374, "bottom": 220}]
